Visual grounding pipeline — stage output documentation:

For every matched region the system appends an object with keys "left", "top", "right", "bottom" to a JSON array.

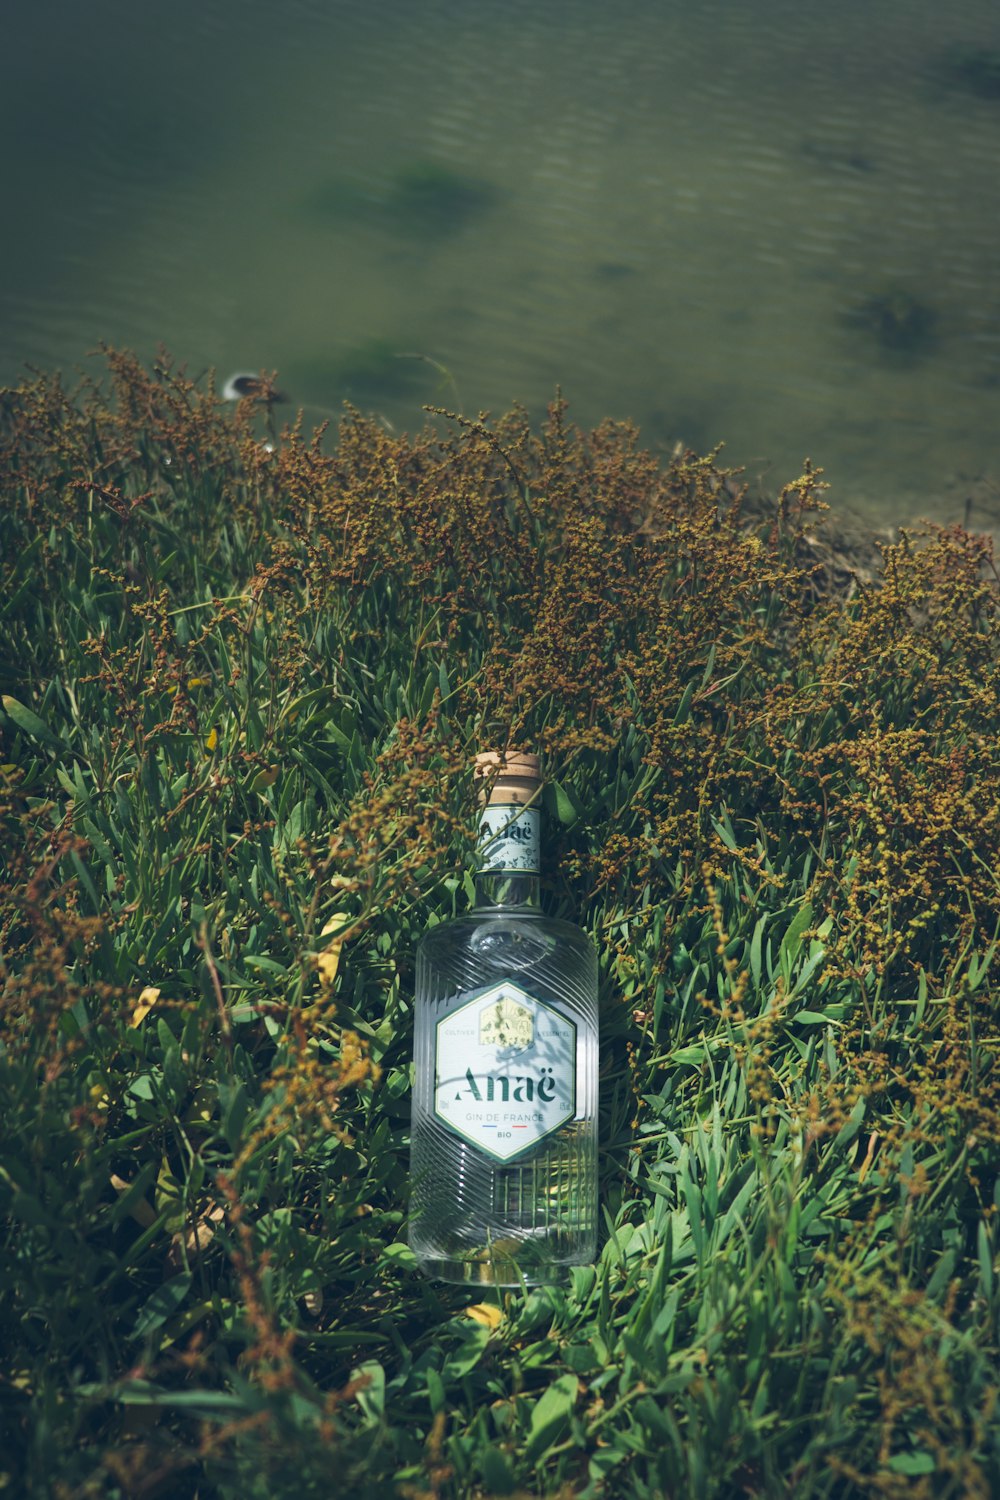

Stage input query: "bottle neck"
[
  {"left": 475, "top": 801, "right": 541, "bottom": 909},
  {"left": 474, "top": 870, "right": 541, "bottom": 909}
]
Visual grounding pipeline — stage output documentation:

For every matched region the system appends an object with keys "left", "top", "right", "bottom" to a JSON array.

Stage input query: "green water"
[{"left": 3, "top": 0, "right": 999, "bottom": 526}]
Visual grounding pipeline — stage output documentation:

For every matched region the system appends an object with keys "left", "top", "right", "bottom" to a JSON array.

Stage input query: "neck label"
[{"left": 478, "top": 803, "right": 540, "bottom": 874}]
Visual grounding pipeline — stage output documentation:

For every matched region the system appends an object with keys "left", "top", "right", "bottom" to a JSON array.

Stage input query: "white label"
[
  {"left": 434, "top": 981, "right": 576, "bottom": 1161},
  {"left": 478, "top": 804, "right": 540, "bottom": 873}
]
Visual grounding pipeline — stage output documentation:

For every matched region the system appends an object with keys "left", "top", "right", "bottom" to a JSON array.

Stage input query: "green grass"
[{"left": 1, "top": 348, "right": 998, "bottom": 1498}]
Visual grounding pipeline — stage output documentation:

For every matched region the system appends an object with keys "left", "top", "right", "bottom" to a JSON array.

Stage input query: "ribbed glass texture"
[{"left": 409, "top": 899, "right": 598, "bottom": 1286}]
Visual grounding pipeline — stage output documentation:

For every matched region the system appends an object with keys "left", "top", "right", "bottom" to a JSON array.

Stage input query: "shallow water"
[{"left": 2, "top": 0, "right": 999, "bottom": 526}]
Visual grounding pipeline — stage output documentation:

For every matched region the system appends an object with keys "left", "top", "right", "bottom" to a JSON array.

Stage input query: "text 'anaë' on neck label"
[
  {"left": 478, "top": 803, "right": 540, "bottom": 874},
  {"left": 433, "top": 981, "right": 576, "bottom": 1161}
]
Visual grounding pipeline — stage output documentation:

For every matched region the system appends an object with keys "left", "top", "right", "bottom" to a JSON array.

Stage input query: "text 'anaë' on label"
[
  {"left": 477, "top": 803, "right": 540, "bottom": 874},
  {"left": 433, "top": 981, "right": 576, "bottom": 1161}
]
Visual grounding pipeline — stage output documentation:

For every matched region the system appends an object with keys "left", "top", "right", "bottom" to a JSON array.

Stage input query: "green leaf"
[
  {"left": 589, "top": 1445, "right": 628, "bottom": 1482},
  {"left": 479, "top": 1446, "right": 516, "bottom": 1494},
  {"left": 779, "top": 901, "right": 813, "bottom": 971},
  {"left": 111, "top": 1161, "right": 159, "bottom": 1228},
  {"left": 523, "top": 1372, "right": 579, "bottom": 1461},
  {"left": 671, "top": 1035, "right": 725, "bottom": 1067},
  {"left": 442, "top": 1321, "right": 490, "bottom": 1379},
  {"left": 381, "top": 1242, "right": 417, "bottom": 1269},
  {"left": 749, "top": 915, "right": 766, "bottom": 987},
  {"left": 351, "top": 1360, "right": 386, "bottom": 1423},
  {"left": 219, "top": 1081, "right": 250, "bottom": 1149},
  {"left": 912, "top": 967, "right": 928, "bottom": 1032},
  {"left": 1, "top": 694, "right": 64, "bottom": 749},
  {"left": 834, "top": 1095, "right": 866, "bottom": 1150},
  {"left": 55, "top": 766, "right": 77, "bottom": 799},
  {"left": 426, "top": 1368, "right": 445, "bottom": 1413},
  {"left": 318, "top": 721, "right": 356, "bottom": 759},
  {"left": 710, "top": 814, "right": 737, "bottom": 852},
  {"left": 887, "top": 1451, "right": 935, "bottom": 1475},
  {"left": 243, "top": 954, "right": 291, "bottom": 975},
  {"left": 673, "top": 680, "right": 694, "bottom": 725},
  {"left": 968, "top": 944, "right": 996, "bottom": 992},
  {"left": 683, "top": 1175, "right": 705, "bottom": 1264},
  {"left": 545, "top": 780, "right": 582, "bottom": 827},
  {"left": 977, "top": 1220, "right": 994, "bottom": 1301},
  {"left": 926, "top": 1246, "right": 957, "bottom": 1301},
  {"left": 132, "top": 1273, "right": 192, "bottom": 1339},
  {"left": 110, "top": 1380, "right": 249, "bottom": 1413}
]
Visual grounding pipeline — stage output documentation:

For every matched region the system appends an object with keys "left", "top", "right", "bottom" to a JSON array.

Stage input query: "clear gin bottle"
[{"left": 409, "top": 751, "right": 599, "bottom": 1286}]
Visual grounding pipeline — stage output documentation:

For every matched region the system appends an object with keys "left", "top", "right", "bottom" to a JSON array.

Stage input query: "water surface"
[{"left": 2, "top": 0, "right": 999, "bottom": 525}]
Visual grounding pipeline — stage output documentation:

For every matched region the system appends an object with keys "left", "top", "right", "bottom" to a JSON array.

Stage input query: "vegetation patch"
[
  {"left": 841, "top": 287, "right": 938, "bottom": 362},
  {"left": 937, "top": 46, "right": 1000, "bottom": 103},
  {"left": 1, "top": 349, "right": 999, "bottom": 1497},
  {"left": 305, "top": 158, "right": 498, "bottom": 240}
]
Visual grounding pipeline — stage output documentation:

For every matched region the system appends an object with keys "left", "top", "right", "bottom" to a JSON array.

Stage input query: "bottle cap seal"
[{"left": 474, "top": 750, "right": 542, "bottom": 808}]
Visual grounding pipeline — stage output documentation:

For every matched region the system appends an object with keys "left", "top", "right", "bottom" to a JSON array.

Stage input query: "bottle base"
[{"left": 414, "top": 1245, "right": 594, "bottom": 1288}]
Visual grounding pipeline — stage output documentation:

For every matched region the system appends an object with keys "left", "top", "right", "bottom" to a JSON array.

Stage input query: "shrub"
[{"left": 1, "top": 350, "right": 998, "bottom": 1497}]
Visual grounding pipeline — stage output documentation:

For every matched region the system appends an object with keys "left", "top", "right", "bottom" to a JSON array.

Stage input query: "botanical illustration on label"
[
  {"left": 478, "top": 804, "right": 540, "bottom": 874},
  {"left": 434, "top": 981, "right": 576, "bottom": 1161},
  {"left": 479, "top": 993, "right": 533, "bottom": 1049}
]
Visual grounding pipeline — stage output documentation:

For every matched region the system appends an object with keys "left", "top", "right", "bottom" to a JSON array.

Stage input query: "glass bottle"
[{"left": 409, "top": 750, "right": 599, "bottom": 1286}]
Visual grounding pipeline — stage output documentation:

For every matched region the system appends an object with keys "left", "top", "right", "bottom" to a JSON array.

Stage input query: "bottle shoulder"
[
  {"left": 416, "top": 904, "right": 597, "bottom": 1022},
  {"left": 418, "top": 906, "right": 594, "bottom": 960}
]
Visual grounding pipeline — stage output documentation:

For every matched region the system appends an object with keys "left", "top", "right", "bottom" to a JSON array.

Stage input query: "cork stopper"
[{"left": 474, "top": 750, "right": 542, "bottom": 808}]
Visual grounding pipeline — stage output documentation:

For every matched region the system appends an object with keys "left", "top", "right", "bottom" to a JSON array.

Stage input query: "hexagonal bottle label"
[{"left": 433, "top": 981, "right": 577, "bottom": 1162}]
